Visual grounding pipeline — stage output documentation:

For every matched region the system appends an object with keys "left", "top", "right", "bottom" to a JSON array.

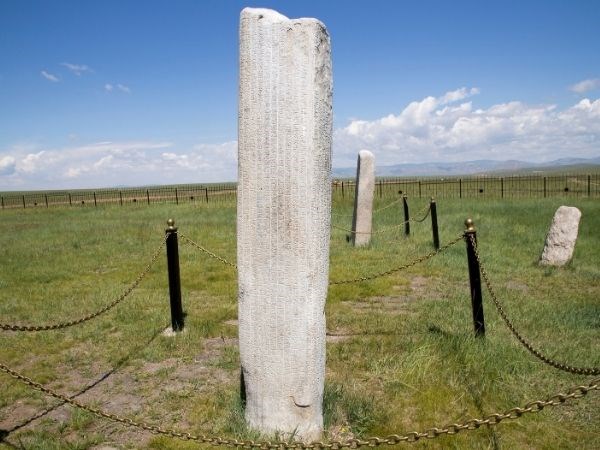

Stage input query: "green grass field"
[{"left": 0, "top": 196, "right": 598, "bottom": 449}]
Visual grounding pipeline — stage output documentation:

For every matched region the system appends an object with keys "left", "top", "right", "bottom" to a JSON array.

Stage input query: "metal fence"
[
  {"left": 0, "top": 183, "right": 237, "bottom": 210},
  {"left": 1, "top": 174, "right": 599, "bottom": 210},
  {"left": 332, "top": 173, "right": 600, "bottom": 202}
]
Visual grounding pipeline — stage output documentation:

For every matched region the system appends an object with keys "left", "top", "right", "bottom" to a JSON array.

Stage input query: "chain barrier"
[
  {"left": 332, "top": 203, "right": 431, "bottom": 236},
  {"left": 331, "top": 197, "right": 403, "bottom": 219},
  {"left": 0, "top": 239, "right": 166, "bottom": 332},
  {"left": 0, "top": 360, "right": 597, "bottom": 448},
  {"left": 329, "top": 234, "right": 462, "bottom": 285},
  {"left": 2, "top": 321, "right": 168, "bottom": 436},
  {"left": 179, "top": 233, "right": 238, "bottom": 268},
  {"left": 373, "top": 197, "right": 403, "bottom": 214},
  {"left": 468, "top": 234, "right": 600, "bottom": 376}
]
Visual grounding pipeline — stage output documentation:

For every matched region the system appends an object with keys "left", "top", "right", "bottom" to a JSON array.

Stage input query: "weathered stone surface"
[
  {"left": 351, "top": 150, "right": 375, "bottom": 246},
  {"left": 237, "top": 7, "right": 332, "bottom": 440},
  {"left": 539, "top": 206, "right": 582, "bottom": 266}
]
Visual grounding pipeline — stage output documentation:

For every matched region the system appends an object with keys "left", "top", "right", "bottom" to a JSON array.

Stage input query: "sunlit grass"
[{"left": 0, "top": 197, "right": 598, "bottom": 449}]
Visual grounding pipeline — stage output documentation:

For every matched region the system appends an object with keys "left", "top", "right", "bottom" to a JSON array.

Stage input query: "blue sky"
[{"left": 1, "top": 0, "right": 599, "bottom": 190}]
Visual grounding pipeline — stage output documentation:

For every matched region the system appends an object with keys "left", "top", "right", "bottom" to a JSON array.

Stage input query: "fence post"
[
  {"left": 94, "top": 192, "right": 97, "bottom": 207},
  {"left": 459, "top": 179, "right": 462, "bottom": 199},
  {"left": 464, "top": 219, "right": 485, "bottom": 337},
  {"left": 205, "top": 188, "right": 209, "bottom": 203},
  {"left": 430, "top": 197, "right": 439, "bottom": 250},
  {"left": 418, "top": 180, "right": 422, "bottom": 198},
  {"left": 165, "top": 219, "right": 184, "bottom": 332},
  {"left": 501, "top": 177, "right": 504, "bottom": 198},
  {"left": 588, "top": 175, "right": 591, "bottom": 197},
  {"left": 1, "top": 196, "right": 3, "bottom": 209},
  {"left": 22, "top": 195, "right": 26, "bottom": 209},
  {"left": 45, "top": 194, "right": 49, "bottom": 208},
  {"left": 119, "top": 191, "right": 123, "bottom": 206},
  {"left": 543, "top": 177, "right": 547, "bottom": 198},
  {"left": 341, "top": 181, "right": 344, "bottom": 199},
  {"left": 402, "top": 194, "right": 410, "bottom": 236},
  {"left": 147, "top": 189, "right": 150, "bottom": 205},
  {"left": 175, "top": 188, "right": 179, "bottom": 205}
]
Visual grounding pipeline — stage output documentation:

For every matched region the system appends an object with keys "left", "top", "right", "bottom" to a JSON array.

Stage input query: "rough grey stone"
[
  {"left": 351, "top": 150, "right": 375, "bottom": 246},
  {"left": 237, "top": 7, "right": 332, "bottom": 441},
  {"left": 539, "top": 206, "right": 582, "bottom": 266}
]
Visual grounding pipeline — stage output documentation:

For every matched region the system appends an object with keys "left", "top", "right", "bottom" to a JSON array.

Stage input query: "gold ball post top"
[
  {"left": 166, "top": 218, "right": 177, "bottom": 232},
  {"left": 465, "top": 218, "right": 475, "bottom": 232}
]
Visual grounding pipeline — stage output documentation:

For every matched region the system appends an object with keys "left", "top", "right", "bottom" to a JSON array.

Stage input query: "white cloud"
[
  {"left": 61, "top": 62, "right": 92, "bottom": 76},
  {"left": 41, "top": 70, "right": 59, "bottom": 82},
  {"left": 334, "top": 88, "right": 600, "bottom": 167},
  {"left": 0, "top": 156, "right": 16, "bottom": 175},
  {"left": 569, "top": 78, "right": 600, "bottom": 94},
  {"left": 117, "top": 84, "right": 131, "bottom": 93},
  {"left": 105, "top": 83, "right": 131, "bottom": 94},
  {"left": 0, "top": 140, "right": 238, "bottom": 190}
]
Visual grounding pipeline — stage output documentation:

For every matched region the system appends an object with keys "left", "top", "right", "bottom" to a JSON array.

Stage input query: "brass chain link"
[
  {"left": 332, "top": 203, "right": 431, "bottom": 236},
  {"left": 331, "top": 197, "right": 402, "bottom": 219},
  {"left": 0, "top": 238, "right": 166, "bottom": 332},
  {"left": 0, "top": 360, "right": 597, "bottom": 448},
  {"left": 467, "top": 233, "right": 600, "bottom": 376},
  {"left": 372, "top": 197, "right": 403, "bottom": 214},
  {"left": 179, "top": 233, "right": 238, "bottom": 268},
  {"left": 329, "top": 234, "right": 462, "bottom": 285}
]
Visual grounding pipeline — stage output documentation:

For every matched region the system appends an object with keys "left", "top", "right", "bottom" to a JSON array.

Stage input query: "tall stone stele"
[
  {"left": 237, "top": 8, "right": 332, "bottom": 440},
  {"left": 351, "top": 150, "right": 375, "bottom": 246},
  {"left": 539, "top": 206, "right": 582, "bottom": 266}
]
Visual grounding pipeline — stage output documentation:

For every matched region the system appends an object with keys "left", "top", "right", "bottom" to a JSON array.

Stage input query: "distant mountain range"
[{"left": 333, "top": 156, "right": 600, "bottom": 178}]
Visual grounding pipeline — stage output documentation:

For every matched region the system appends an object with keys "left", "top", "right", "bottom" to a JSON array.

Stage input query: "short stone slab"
[{"left": 539, "top": 206, "right": 582, "bottom": 266}]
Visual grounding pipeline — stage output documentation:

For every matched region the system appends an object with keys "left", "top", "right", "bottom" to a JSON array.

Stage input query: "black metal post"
[
  {"left": 22, "top": 195, "right": 26, "bottom": 209},
  {"left": 459, "top": 179, "right": 462, "bottom": 199},
  {"left": 175, "top": 188, "right": 179, "bottom": 205},
  {"left": 93, "top": 192, "right": 97, "bottom": 207},
  {"left": 341, "top": 181, "right": 344, "bottom": 199},
  {"left": 147, "top": 189, "right": 150, "bottom": 205},
  {"left": 418, "top": 180, "right": 422, "bottom": 198},
  {"left": 588, "top": 175, "right": 591, "bottom": 197},
  {"left": 45, "top": 194, "right": 49, "bottom": 208},
  {"left": 205, "top": 188, "right": 209, "bottom": 203},
  {"left": 464, "top": 219, "right": 485, "bottom": 337},
  {"left": 119, "top": 191, "right": 123, "bottom": 206},
  {"left": 68, "top": 193, "right": 72, "bottom": 206},
  {"left": 543, "top": 177, "right": 547, "bottom": 198},
  {"left": 402, "top": 194, "right": 410, "bottom": 236},
  {"left": 1, "top": 196, "right": 3, "bottom": 209},
  {"left": 165, "top": 219, "right": 184, "bottom": 331},
  {"left": 430, "top": 197, "right": 440, "bottom": 250},
  {"left": 501, "top": 177, "right": 504, "bottom": 198}
]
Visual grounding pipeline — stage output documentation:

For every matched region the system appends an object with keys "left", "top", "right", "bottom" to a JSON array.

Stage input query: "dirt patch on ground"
[
  {"left": 506, "top": 280, "right": 529, "bottom": 293},
  {"left": 0, "top": 336, "right": 239, "bottom": 449},
  {"left": 347, "top": 275, "right": 442, "bottom": 315}
]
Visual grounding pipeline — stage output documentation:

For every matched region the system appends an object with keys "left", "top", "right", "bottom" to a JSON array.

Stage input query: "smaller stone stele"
[
  {"left": 351, "top": 150, "right": 375, "bottom": 246},
  {"left": 539, "top": 206, "right": 582, "bottom": 266}
]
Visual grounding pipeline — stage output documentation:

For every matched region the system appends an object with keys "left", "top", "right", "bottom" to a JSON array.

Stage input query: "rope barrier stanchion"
[
  {"left": 165, "top": 219, "right": 184, "bottom": 332},
  {"left": 430, "top": 198, "right": 440, "bottom": 250},
  {"left": 0, "top": 359, "right": 598, "bottom": 448},
  {"left": 464, "top": 219, "right": 485, "bottom": 337},
  {"left": 470, "top": 236, "right": 600, "bottom": 376},
  {"left": 402, "top": 195, "right": 410, "bottom": 236}
]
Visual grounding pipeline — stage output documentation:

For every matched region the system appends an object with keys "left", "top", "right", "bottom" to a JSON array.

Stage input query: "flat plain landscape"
[{"left": 0, "top": 192, "right": 599, "bottom": 449}]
